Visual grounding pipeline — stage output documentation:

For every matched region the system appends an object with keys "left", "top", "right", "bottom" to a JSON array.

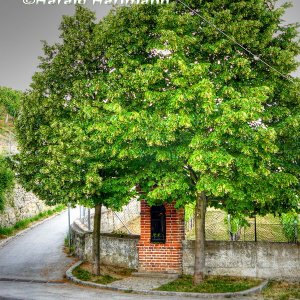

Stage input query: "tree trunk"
[
  {"left": 193, "top": 192, "right": 207, "bottom": 284},
  {"left": 92, "top": 203, "right": 102, "bottom": 276}
]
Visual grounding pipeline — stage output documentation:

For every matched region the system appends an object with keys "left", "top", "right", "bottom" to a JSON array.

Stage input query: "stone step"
[{"left": 132, "top": 272, "right": 179, "bottom": 279}]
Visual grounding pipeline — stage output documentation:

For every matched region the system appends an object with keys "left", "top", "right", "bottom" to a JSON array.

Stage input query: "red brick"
[{"left": 138, "top": 200, "right": 185, "bottom": 274}]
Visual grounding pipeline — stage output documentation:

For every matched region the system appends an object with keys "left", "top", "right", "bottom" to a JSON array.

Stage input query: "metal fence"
[
  {"left": 76, "top": 205, "right": 299, "bottom": 243},
  {"left": 186, "top": 210, "right": 300, "bottom": 243},
  {"left": 77, "top": 199, "right": 141, "bottom": 234}
]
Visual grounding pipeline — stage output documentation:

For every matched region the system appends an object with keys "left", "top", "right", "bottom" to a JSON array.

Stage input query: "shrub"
[
  {"left": 0, "top": 155, "right": 14, "bottom": 211},
  {"left": 280, "top": 212, "right": 299, "bottom": 242}
]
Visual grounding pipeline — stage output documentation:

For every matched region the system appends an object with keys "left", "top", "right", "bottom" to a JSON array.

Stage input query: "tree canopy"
[
  {"left": 81, "top": 0, "right": 300, "bottom": 215},
  {"left": 16, "top": 6, "right": 135, "bottom": 209}
]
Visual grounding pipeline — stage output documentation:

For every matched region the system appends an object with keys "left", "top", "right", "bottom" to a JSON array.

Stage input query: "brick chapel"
[{"left": 137, "top": 200, "right": 185, "bottom": 274}]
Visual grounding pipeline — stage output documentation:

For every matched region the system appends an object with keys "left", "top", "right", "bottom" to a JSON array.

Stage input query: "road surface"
[
  {"left": 0, "top": 209, "right": 262, "bottom": 300},
  {"left": 0, "top": 209, "right": 77, "bottom": 281}
]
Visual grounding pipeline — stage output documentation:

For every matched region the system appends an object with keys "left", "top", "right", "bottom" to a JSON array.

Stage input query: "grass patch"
[
  {"left": 95, "top": 275, "right": 116, "bottom": 285},
  {"left": 0, "top": 205, "right": 65, "bottom": 239},
  {"left": 263, "top": 281, "right": 300, "bottom": 300},
  {"left": 156, "top": 275, "right": 262, "bottom": 293},
  {"left": 72, "top": 262, "right": 135, "bottom": 285},
  {"left": 73, "top": 266, "right": 117, "bottom": 285},
  {"left": 73, "top": 267, "right": 92, "bottom": 281},
  {"left": 64, "top": 236, "right": 75, "bottom": 255}
]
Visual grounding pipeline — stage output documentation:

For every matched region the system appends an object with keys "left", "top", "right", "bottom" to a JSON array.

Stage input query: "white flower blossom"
[
  {"left": 248, "top": 118, "right": 267, "bottom": 129},
  {"left": 64, "top": 94, "right": 72, "bottom": 101},
  {"left": 149, "top": 48, "right": 172, "bottom": 58}
]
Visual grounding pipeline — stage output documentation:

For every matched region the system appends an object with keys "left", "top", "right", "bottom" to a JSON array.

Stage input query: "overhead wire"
[{"left": 176, "top": 0, "right": 298, "bottom": 85}]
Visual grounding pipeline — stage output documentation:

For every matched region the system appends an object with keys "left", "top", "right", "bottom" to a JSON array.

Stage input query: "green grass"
[
  {"left": 0, "top": 205, "right": 65, "bottom": 238},
  {"left": 64, "top": 235, "right": 75, "bottom": 255},
  {"left": 156, "top": 275, "right": 262, "bottom": 293},
  {"left": 73, "top": 267, "right": 92, "bottom": 281},
  {"left": 94, "top": 275, "right": 116, "bottom": 285},
  {"left": 263, "top": 281, "right": 300, "bottom": 300},
  {"left": 73, "top": 266, "right": 117, "bottom": 285}
]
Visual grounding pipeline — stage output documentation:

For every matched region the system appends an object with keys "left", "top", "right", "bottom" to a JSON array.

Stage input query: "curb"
[
  {"left": 0, "top": 209, "right": 67, "bottom": 249},
  {"left": 66, "top": 261, "right": 269, "bottom": 298}
]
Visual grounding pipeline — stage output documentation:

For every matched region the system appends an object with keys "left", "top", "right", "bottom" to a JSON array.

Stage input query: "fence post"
[
  {"left": 88, "top": 208, "right": 91, "bottom": 231},
  {"left": 294, "top": 220, "right": 298, "bottom": 243},
  {"left": 254, "top": 216, "right": 257, "bottom": 242},
  {"left": 68, "top": 203, "right": 71, "bottom": 248}
]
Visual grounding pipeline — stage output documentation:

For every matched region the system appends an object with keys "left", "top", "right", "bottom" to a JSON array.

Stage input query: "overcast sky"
[{"left": 0, "top": 0, "right": 299, "bottom": 91}]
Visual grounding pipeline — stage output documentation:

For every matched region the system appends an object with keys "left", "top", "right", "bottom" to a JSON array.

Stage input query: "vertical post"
[
  {"left": 88, "top": 208, "right": 91, "bottom": 231},
  {"left": 8, "top": 131, "right": 12, "bottom": 155},
  {"left": 294, "top": 220, "right": 298, "bottom": 243},
  {"left": 227, "top": 214, "right": 232, "bottom": 241},
  {"left": 254, "top": 216, "right": 257, "bottom": 242},
  {"left": 79, "top": 206, "right": 82, "bottom": 219},
  {"left": 68, "top": 203, "right": 71, "bottom": 248}
]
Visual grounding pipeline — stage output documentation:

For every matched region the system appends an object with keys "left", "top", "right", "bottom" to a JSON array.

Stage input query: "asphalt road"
[
  {"left": 0, "top": 209, "right": 262, "bottom": 300},
  {"left": 0, "top": 209, "right": 77, "bottom": 281},
  {"left": 0, "top": 281, "right": 169, "bottom": 300},
  {"left": 0, "top": 209, "right": 202, "bottom": 299},
  {"left": 0, "top": 281, "right": 263, "bottom": 300}
]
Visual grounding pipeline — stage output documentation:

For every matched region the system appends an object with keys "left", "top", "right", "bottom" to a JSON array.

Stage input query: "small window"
[{"left": 151, "top": 205, "right": 166, "bottom": 243}]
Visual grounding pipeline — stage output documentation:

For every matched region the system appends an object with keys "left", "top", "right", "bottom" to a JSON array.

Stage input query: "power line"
[{"left": 177, "top": 0, "right": 297, "bottom": 84}]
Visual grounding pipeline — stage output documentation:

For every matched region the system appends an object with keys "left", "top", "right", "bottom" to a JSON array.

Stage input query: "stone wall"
[
  {"left": 71, "top": 221, "right": 139, "bottom": 270},
  {"left": 71, "top": 220, "right": 300, "bottom": 280},
  {"left": 0, "top": 184, "right": 51, "bottom": 228},
  {"left": 183, "top": 240, "right": 300, "bottom": 280}
]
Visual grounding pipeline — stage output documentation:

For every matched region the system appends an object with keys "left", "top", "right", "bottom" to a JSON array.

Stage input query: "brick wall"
[{"left": 137, "top": 200, "right": 185, "bottom": 274}]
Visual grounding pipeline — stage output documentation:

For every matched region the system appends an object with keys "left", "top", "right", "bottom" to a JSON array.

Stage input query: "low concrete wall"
[
  {"left": 183, "top": 240, "right": 300, "bottom": 280},
  {"left": 71, "top": 222, "right": 300, "bottom": 280},
  {"left": 0, "top": 184, "right": 51, "bottom": 228},
  {"left": 71, "top": 221, "right": 139, "bottom": 270}
]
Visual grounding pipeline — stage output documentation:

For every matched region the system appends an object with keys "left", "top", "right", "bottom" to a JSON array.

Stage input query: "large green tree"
[
  {"left": 92, "top": 0, "right": 300, "bottom": 283},
  {"left": 16, "top": 6, "right": 135, "bottom": 275}
]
